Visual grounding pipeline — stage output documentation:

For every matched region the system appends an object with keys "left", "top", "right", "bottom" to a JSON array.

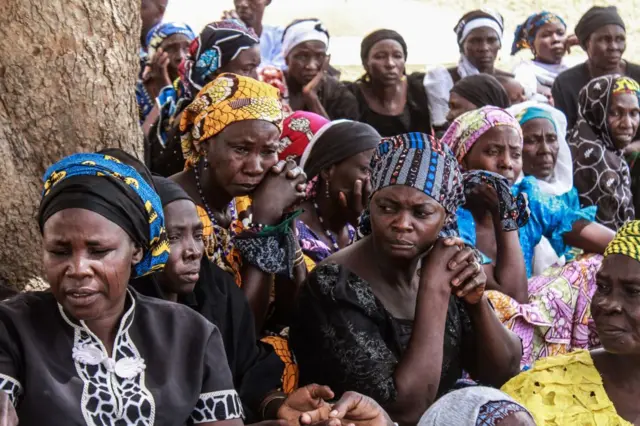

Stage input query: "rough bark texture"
[{"left": 0, "top": 0, "right": 143, "bottom": 290}]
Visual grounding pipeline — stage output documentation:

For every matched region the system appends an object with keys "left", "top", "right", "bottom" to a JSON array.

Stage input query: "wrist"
[
  {"left": 464, "top": 294, "right": 489, "bottom": 313},
  {"left": 261, "top": 392, "right": 287, "bottom": 420}
]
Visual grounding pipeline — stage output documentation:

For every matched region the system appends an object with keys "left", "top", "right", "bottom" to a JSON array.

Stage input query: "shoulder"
[
  {"left": 134, "top": 291, "right": 215, "bottom": 334},
  {"left": 262, "top": 25, "right": 284, "bottom": 41},
  {"left": 626, "top": 61, "right": 640, "bottom": 79},
  {"left": 307, "top": 263, "right": 348, "bottom": 295},
  {"left": 0, "top": 292, "right": 56, "bottom": 321},
  {"left": 555, "top": 63, "right": 588, "bottom": 83}
]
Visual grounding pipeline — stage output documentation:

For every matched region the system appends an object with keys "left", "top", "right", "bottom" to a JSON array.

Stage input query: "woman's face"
[
  {"left": 324, "top": 149, "right": 374, "bottom": 202},
  {"left": 157, "top": 200, "right": 204, "bottom": 295},
  {"left": 160, "top": 33, "right": 192, "bottom": 81},
  {"left": 205, "top": 120, "right": 281, "bottom": 198},
  {"left": 521, "top": 118, "right": 559, "bottom": 180},
  {"left": 365, "top": 39, "right": 405, "bottom": 86},
  {"left": 286, "top": 40, "right": 328, "bottom": 86},
  {"left": 532, "top": 22, "right": 567, "bottom": 65},
  {"left": 221, "top": 45, "right": 261, "bottom": 80},
  {"left": 592, "top": 254, "right": 640, "bottom": 355},
  {"left": 42, "top": 209, "right": 143, "bottom": 321},
  {"left": 463, "top": 126, "right": 523, "bottom": 185},
  {"left": 586, "top": 25, "right": 626, "bottom": 72},
  {"left": 462, "top": 27, "right": 500, "bottom": 73},
  {"left": 608, "top": 92, "right": 640, "bottom": 150},
  {"left": 447, "top": 92, "right": 478, "bottom": 123},
  {"left": 370, "top": 186, "right": 447, "bottom": 261}
]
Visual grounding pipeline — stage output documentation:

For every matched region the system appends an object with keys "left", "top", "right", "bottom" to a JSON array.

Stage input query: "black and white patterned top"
[{"left": 0, "top": 289, "right": 242, "bottom": 425}]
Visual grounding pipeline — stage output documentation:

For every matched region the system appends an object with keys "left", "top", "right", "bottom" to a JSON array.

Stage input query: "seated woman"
[
  {"left": 503, "top": 221, "right": 640, "bottom": 425},
  {"left": 0, "top": 151, "right": 241, "bottom": 425},
  {"left": 147, "top": 19, "right": 261, "bottom": 177},
  {"left": 446, "top": 74, "right": 511, "bottom": 124},
  {"left": 568, "top": 75, "right": 639, "bottom": 231},
  {"left": 346, "top": 29, "right": 432, "bottom": 137},
  {"left": 424, "top": 9, "right": 511, "bottom": 130},
  {"left": 511, "top": 12, "right": 570, "bottom": 103},
  {"left": 136, "top": 22, "right": 195, "bottom": 125},
  {"left": 262, "top": 19, "right": 358, "bottom": 121},
  {"left": 443, "top": 106, "right": 615, "bottom": 367},
  {"left": 290, "top": 133, "right": 522, "bottom": 425},
  {"left": 552, "top": 6, "right": 640, "bottom": 130},
  {"left": 278, "top": 111, "right": 330, "bottom": 164}
]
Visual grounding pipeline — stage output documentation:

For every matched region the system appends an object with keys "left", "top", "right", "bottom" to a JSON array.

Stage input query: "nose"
[
  {"left": 619, "top": 114, "right": 633, "bottom": 129},
  {"left": 391, "top": 211, "right": 413, "bottom": 233},
  {"left": 594, "top": 294, "right": 624, "bottom": 316},
  {"left": 184, "top": 237, "right": 203, "bottom": 261},
  {"left": 539, "top": 140, "right": 552, "bottom": 154},
  {"left": 498, "top": 152, "right": 513, "bottom": 170},
  {"left": 243, "top": 154, "right": 264, "bottom": 177},
  {"left": 67, "top": 253, "right": 92, "bottom": 279}
]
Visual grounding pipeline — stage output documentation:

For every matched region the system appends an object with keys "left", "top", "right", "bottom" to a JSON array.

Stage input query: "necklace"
[
  {"left": 313, "top": 200, "right": 340, "bottom": 252},
  {"left": 193, "top": 161, "right": 237, "bottom": 258}
]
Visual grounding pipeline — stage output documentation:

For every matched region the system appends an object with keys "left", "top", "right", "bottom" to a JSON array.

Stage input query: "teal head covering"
[{"left": 516, "top": 106, "right": 557, "bottom": 132}]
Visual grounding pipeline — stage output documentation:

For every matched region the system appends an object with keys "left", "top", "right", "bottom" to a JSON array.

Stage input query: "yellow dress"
[{"left": 502, "top": 350, "right": 632, "bottom": 426}]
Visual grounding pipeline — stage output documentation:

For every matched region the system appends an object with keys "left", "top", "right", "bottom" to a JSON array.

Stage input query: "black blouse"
[
  {"left": 290, "top": 263, "right": 477, "bottom": 404},
  {"left": 0, "top": 289, "right": 241, "bottom": 425}
]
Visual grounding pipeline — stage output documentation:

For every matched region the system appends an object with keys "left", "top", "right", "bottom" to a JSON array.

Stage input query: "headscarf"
[
  {"left": 152, "top": 175, "right": 193, "bottom": 207},
  {"left": 39, "top": 153, "right": 169, "bottom": 277},
  {"left": 451, "top": 74, "right": 511, "bottom": 110},
  {"left": 145, "top": 22, "right": 196, "bottom": 60},
  {"left": 179, "top": 20, "right": 259, "bottom": 99},
  {"left": 360, "top": 29, "right": 408, "bottom": 64},
  {"left": 300, "top": 120, "right": 381, "bottom": 180},
  {"left": 511, "top": 12, "right": 567, "bottom": 55},
  {"left": 442, "top": 106, "right": 523, "bottom": 166},
  {"left": 179, "top": 73, "right": 285, "bottom": 168},
  {"left": 575, "top": 6, "right": 625, "bottom": 47},
  {"left": 419, "top": 387, "right": 533, "bottom": 426},
  {"left": 454, "top": 9, "right": 504, "bottom": 47},
  {"left": 567, "top": 75, "right": 638, "bottom": 230},
  {"left": 604, "top": 220, "right": 640, "bottom": 262},
  {"left": 282, "top": 19, "right": 330, "bottom": 59},
  {"left": 278, "top": 111, "right": 330, "bottom": 162}
]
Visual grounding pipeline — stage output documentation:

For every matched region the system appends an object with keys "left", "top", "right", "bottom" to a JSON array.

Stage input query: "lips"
[
  {"left": 64, "top": 288, "right": 100, "bottom": 307},
  {"left": 388, "top": 239, "right": 415, "bottom": 249}
]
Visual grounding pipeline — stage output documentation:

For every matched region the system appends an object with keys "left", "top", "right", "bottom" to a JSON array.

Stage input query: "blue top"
[
  {"left": 457, "top": 176, "right": 597, "bottom": 277},
  {"left": 260, "top": 25, "right": 285, "bottom": 69}
]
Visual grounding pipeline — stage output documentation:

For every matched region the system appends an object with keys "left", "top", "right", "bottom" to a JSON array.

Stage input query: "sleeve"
[
  {"left": 290, "top": 265, "right": 399, "bottom": 404},
  {"left": 189, "top": 326, "right": 243, "bottom": 424},
  {"left": 423, "top": 66, "right": 454, "bottom": 127},
  {"left": 0, "top": 317, "right": 23, "bottom": 408},
  {"left": 325, "top": 80, "right": 360, "bottom": 121},
  {"left": 512, "top": 63, "right": 538, "bottom": 100},
  {"left": 456, "top": 208, "right": 493, "bottom": 265}
]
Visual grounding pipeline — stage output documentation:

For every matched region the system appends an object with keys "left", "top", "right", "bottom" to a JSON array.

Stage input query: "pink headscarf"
[{"left": 278, "top": 111, "right": 330, "bottom": 162}]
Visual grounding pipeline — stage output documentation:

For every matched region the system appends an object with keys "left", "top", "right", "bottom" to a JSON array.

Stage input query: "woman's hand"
[
  {"left": 278, "top": 385, "right": 335, "bottom": 426},
  {"left": 300, "top": 391, "right": 392, "bottom": 426},
  {"left": 0, "top": 392, "right": 17, "bottom": 426},
  {"left": 252, "top": 160, "right": 308, "bottom": 225},
  {"left": 142, "top": 47, "right": 172, "bottom": 98},
  {"left": 443, "top": 238, "right": 486, "bottom": 305},
  {"left": 465, "top": 184, "right": 500, "bottom": 218},
  {"left": 302, "top": 56, "right": 331, "bottom": 101},
  {"left": 565, "top": 34, "right": 579, "bottom": 54},
  {"left": 338, "top": 178, "right": 372, "bottom": 226},
  {"left": 221, "top": 9, "right": 240, "bottom": 20}
]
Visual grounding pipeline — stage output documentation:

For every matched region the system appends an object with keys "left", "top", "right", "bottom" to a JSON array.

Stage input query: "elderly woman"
[
  {"left": 443, "top": 106, "right": 615, "bottom": 367},
  {"left": 568, "top": 75, "right": 639, "bottom": 231},
  {"left": 503, "top": 220, "right": 640, "bottom": 425},
  {"left": 552, "top": 6, "right": 640, "bottom": 130},
  {"left": 291, "top": 133, "right": 522, "bottom": 425},
  {"left": 425, "top": 9, "right": 511, "bottom": 129},
  {"left": 511, "top": 12, "right": 569, "bottom": 103},
  {"left": 147, "top": 19, "right": 261, "bottom": 177},
  {"left": 347, "top": 29, "right": 432, "bottom": 137},
  {"left": 446, "top": 74, "right": 511, "bottom": 124},
  {"left": 0, "top": 151, "right": 242, "bottom": 425}
]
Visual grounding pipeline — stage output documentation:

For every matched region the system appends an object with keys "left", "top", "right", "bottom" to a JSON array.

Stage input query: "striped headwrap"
[
  {"left": 511, "top": 11, "right": 566, "bottom": 55},
  {"left": 604, "top": 221, "right": 640, "bottom": 262},
  {"left": 145, "top": 22, "right": 196, "bottom": 60}
]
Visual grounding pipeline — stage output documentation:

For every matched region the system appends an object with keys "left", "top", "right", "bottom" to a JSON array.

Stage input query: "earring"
[
  {"left": 325, "top": 181, "right": 330, "bottom": 199},
  {"left": 364, "top": 73, "right": 371, "bottom": 83},
  {"left": 203, "top": 157, "right": 209, "bottom": 170}
]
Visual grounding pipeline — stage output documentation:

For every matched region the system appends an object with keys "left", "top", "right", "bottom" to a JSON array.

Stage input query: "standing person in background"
[
  {"left": 424, "top": 9, "right": 511, "bottom": 130},
  {"left": 139, "top": 0, "right": 168, "bottom": 68},
  {"left": 223, "top": 0, "right": 284, "bottom": 69},
  {"left": 347, "top": 30, "right": 432, "bottom": 137},
  {"left": 552, "top": 6, "right": 640, "bottom": 131}
]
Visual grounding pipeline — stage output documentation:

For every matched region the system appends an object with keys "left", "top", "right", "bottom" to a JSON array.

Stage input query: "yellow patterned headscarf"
[
  {"left": 612, "top": 76, "right": 640, "bottom": 96},
  {"left": 179, "top": 73, "right": 284, "bottom": 168},
  {"left": 604, "top": 221, "right": 640, "bottom": 262}
]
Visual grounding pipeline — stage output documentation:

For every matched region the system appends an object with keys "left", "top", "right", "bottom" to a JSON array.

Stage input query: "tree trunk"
[{"left": 0, "top": 0, "right": 142, "bottom": 290}]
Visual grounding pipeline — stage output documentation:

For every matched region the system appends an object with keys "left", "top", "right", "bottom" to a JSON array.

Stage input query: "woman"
[
  {"left": 552, "top": 6, "right": 640, "bottom": 130},
  {"left": 511, "top": 12, "right": 570, "bottom": 102},
  {"left": 291, "top": 133, "right": 522, "bottom": 425},
  {"left": 136, "top": 21, "right": 195, "bottom": 125},
  {"left": 347, "top": 29, "right": 432, "bottom": 137},
  {"left": 424, "top": 9, "right": 511, "bottom": 129},
  {"left": 443, "top": 106, "right": 614, "bottom": 367},
  {"left": 278, "top": 111, "right": 330, "bottom": 164},
  {"left": 0, "top": 151, "right": 242, "bottom": 425},
  {"left": 418, "top": 387, "right": 535, "bottom": 426},
  {"left": 147, "top": 19, "right": 261, "bottom": 177},
  {"left": 296, "top": 120, "right": 381, "bottom": 265},
  {"left": 568, "top": 75, "right": 639, "bottom": 231},
  {"left": 446, "top": 74, "right": 511, "bottom": 124},
  {"left": 503, "top": 220, "right": 640, "bottom": 425}
]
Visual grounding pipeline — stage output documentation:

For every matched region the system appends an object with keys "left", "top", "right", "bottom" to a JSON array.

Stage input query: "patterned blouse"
[{"left": 295, "top": 220, "right": 355, "bottom": 266}]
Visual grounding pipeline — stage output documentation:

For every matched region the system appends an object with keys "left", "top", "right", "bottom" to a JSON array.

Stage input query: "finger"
[
  {"left": 450, "top": 261, "right": 480, "bottom": 287},
  {"left": 307, "top": 384, "right": 335, "bottom": 401},
  {"left": 353, "top": 179, "right": 363, "bottom": 199},
  {"left": 338, "top": 191, "right": 348, "bottom": 209},
  {"left": 296, "top": 183, "right": 307, "bottom": 193},
  {"left": 442, "top": 237, "right": 465, "bottom": 248},
  {"left": 287, "top": 166, "right": 303, "bottom": 179},
  {"left": 456, "top": 275, "right": 484, "bottom": 298},
  {"left": 448, "top": 247, "right": 474, "bottom": 270},
  {"left": 271, "top": 160, "right": 286, "bottom": 173},
  {"left": 363, "top": 177, "right": 372, "bottom": 199},
  {"left": 330, "top": 392, "right": 363, "bottom": 417}
]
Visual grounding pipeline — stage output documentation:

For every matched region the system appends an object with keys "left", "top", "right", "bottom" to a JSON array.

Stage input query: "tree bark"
[{"left": 0, "top": 0, "right": 143, "bottom": 290}]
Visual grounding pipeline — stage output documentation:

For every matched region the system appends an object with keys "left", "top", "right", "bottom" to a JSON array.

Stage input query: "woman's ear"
[
  {"left": 320, "top": 165, "right": 335, "bottom": 183},
  {"left": 131, "top": 245, "right": 144, "bottom": 266}
]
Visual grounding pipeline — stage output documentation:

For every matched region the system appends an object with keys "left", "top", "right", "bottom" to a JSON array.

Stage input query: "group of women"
[{"left": 2, "top": 3, "right": 640, "bottom": 426}]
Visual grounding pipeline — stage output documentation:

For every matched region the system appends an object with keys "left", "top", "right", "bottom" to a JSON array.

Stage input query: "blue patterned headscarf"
[
  {"left": 145, "top": 22, "right": 196, "bottom": 60},
  {"left": 511, "top": 12, "right": 566, "bottom": 55},
  {"left": 39, "top": 153, "right": 169, "bottom": 277}
]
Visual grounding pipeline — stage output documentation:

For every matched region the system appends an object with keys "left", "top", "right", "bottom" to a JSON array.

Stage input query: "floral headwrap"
[
  {"left": 39, "top": 153, "right": 169, "bottom": 277},
  {"left": 179, "top": 73, "right": 285, "bottom": 168},
  {"left": 511, "top": 12, "right": 566, "bottom": 55},
  {"left": 145, "top": 22, "right": 196, "bottom": 60},
  {"left": 279, "top": 111, "right": 330, "bottom": 162},
  {"left": 604, "top": 220, "right": 640, "bottom": 262},
  {"left": 442, "top": 106, "right": 523, "bottom": 166}
]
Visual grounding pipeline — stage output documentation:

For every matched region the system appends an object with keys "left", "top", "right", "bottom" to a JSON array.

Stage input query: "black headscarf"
[
  {"left": 301, "top": 121, "right": 381, "bottom": 180},
  {"left": 152, "top": 175, "right": 194, "bottom": 207},
  {"left": 451, "top": 74, "right": 511, "bottom": 109},
  {"left": 360, "top": 29, "right": 408, "bottom": 64},
  {"left": 575, "top": 6, "right": 625, "bottom": 47}
]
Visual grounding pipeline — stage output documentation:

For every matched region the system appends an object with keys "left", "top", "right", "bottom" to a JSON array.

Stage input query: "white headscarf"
[{"left": 282, "top": 19, "right": 329, "bottom": 59}]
